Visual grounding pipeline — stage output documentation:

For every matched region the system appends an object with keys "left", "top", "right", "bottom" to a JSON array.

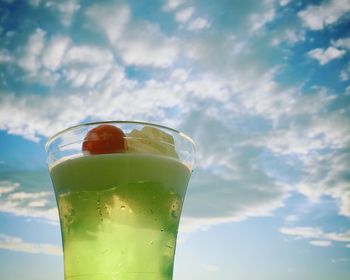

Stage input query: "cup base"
[{"left": 65, "top": 272, "right": 172, "bottom": 280}]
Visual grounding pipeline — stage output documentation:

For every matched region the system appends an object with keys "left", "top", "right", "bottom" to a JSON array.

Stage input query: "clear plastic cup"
[{"left": 46, "top": 121, "right": 195, "bottom": 280}]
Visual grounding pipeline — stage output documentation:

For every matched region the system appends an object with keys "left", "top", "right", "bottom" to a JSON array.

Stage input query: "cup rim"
[{"left": 45, "top": 120, "right": 195, "bottom": 152}]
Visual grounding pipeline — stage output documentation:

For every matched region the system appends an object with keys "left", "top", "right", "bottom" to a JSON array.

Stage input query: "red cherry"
[{"left": 82, "top": 124, "right": 127, "bottom": 155}]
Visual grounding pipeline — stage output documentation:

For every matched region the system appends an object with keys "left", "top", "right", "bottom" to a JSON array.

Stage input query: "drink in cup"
[{"left": 46, "top": 121, "right": 195, "bottom": 280}]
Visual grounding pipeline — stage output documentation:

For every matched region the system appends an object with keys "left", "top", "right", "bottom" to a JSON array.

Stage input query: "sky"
[{"left": 0, "top": 0, "right": 350, "bottom": 279}]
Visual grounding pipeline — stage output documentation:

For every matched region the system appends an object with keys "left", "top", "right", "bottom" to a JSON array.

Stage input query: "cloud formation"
[
  {"left": 45, "top": 0, "right": 80, "bottom": 27},
  {"left": 298, "top": 0, "right": 350, "bottom": 30},
  {"left": 162, "top": 0, "right": 184, "bottom": 12},
  {"left": 308, "top": 47, "right": 346, "bottom": 65},
  {"left": 0, "top": 180, "right": 58, "bottom": 222},
  {"left": 42, "top": 35, "right": 70, "bottom": 71},
  {"left": 340, "top": 62, "right": 350, "bottom": 81},
  {"left": 0, "top": 233, "right": 61, "bottom": 256},
  {"left": 87, "top": 3, "right": 179, "bottom": 68},
  {"left": 187, "top": 17, "right": 210, "bottom": 31},
  {"left": 280, "top": 226, "right": 350, "bottom": 248},
  {"left": 18, "top": 28, "right": 46, "bottom": 73},
  {"left": 175, "top": 7, "right": 194, "bottom": 23},
  {"left": 310, "top": 240, "right": 332, "bottom": 247},
  {"left": 0, "top": 0, "right": 349, "bottom": 237}
]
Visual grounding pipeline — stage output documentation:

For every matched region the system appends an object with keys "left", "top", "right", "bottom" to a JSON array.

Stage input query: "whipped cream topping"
[{"left": 126, "top": 126, "right": 178, "bottom": 158}]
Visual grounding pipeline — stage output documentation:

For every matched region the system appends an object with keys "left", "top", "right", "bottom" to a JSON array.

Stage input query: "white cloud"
[
  {"left": 0, "top": 181, "right": 19, "bottom": 195},
  {"left": 284, "top": 29, "right": 305, "bottom": 44},
  {"left": 332, "top": 38, "right": 350, "bottom": 80},
  {"left": 162, "top": 0, "right": 184, "bottom": 11},
  {"left": 45, "top": 0, "right": 80, "bottom": 26},
  {"left": 18, "top": 28, "right": 46, "bottom": 73},
  {"left": 42, "top": 36, "right": 70, "bottom": 70},
  {"left": 294, "top": 149, "right": 350, "bottom": 216},
  {"left": 271, "top": 29, "right": 305, "bottom": 46},
  {"left": 87, "top": 3, "right": 179, "bottom": 68},
  {"left": 298, "top": 0, "right": 350, "bottom": 30},
  {"left": 175, "top": 7, "right": 194, "bottom": 23},
  {"left": 280, "top": 0, "right": 290, "bottom": 6},
  {"left": 323, "top": 186, "right": 348, "bottom": 218},
  {"left": 171, "top": 68, "right": 189, "bottom": 82},
  {"left": 15, "top": 29, "right": 62, "bottom": 85},
  {"left": 280, "top": 226, "right": 350, "bottom": 248},
  {"left": 326, "top": 231, "right": 350, "bottom": 242},
  {"left": 8, "top": 191, "right": 50, "bottom": 201},
  {"left": 0, "top": 233, "right": 62, "bottom": 256},
  {"left": 333, "top": 37, "right": 350, "bottom": 49},
  {"left": 280, "top": 227, "right": 324, "bottom": 239},
  {"left": 310, "top": 240, "right": 332, "bottom": 247},
  {"left": 64, "top": 45, "right": 113, "bottom": 65},
  {"left": 340, "top": 62, "right": 350, "bottom": 81},
  {"left": 183, "top": 74, "right": 230, "bottom": 102},
  {"left": 307, "top": 37, "right": 350, "bottom": 67},
  {"left": 62, "top": 45, "right": 116, "bottom": 88},
  {"left": 28, "top": 199, "right": 49, "bottom": 207},
  {"left": 250, "top": 7, "right": 275, "bottom": 31},
  {"left": 15, "top": 26, "right": 122, "bottom": 87},
  {"left": 308, "top": 47, "right": 346, "bottom": 65},
  {"left": 116, "top": 24, "right": 178, "bottom": 67},
  {"left": 86, "top": 3, "right": 130, "bottom": 44},
  {"left": 250, "top": 81, "right": 350, "bottom": 218},
  {"left": 0, "top": 92, "right": 66, "bottom": 141},
  {"left": 64, "top": 64, "right": 113, "bottom": 88},
  {"left": 0, "top": 68, "right": 189, "bottom": 141},
  {"left": 187, "top": 17, "right": 210, "bottom": 31},
  {"left": 0, "top": 180, "right": 58, "bottom": 222},
  {"left": 0, "top": 49, "right": 13, "bottom": 63},
  {"left": 179, "top": 187, "right": 286, "bottom": 233},
  {"left": 297, "top": 183, "right": 325, "bottom": 201},
  {"left": 228, "top": 68, "right": 298, "bottom": 122}
]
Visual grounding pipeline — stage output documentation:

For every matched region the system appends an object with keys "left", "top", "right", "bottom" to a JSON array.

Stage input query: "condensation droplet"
[{"left": 171, "top": 210, "right": 177, "bottom": 218}]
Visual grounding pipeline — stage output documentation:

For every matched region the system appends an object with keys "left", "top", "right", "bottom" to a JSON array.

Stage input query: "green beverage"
[{"left": 46, "top": 122, "right": 194, "bottom": 280}]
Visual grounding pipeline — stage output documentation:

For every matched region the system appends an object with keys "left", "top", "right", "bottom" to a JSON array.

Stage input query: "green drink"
[{"left": 46, "top": 122, "right": 194, "bottom": 280}]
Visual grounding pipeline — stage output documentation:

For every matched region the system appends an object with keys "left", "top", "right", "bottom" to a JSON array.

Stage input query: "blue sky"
[{"left": 0, "top": 0, "right": 350, "bottom": 279}]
